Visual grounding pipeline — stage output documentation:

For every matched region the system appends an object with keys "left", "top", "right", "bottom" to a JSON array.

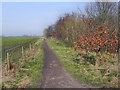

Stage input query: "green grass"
[
  {"left": 47, "top": 39, "right": 118, "bottom": 88},
  {"left": 30, "top": 40, "right": 44, "bottom": 88},
  {"left": 2, "top": 37, "right": 39, "bottom": 51},
  {"left": 18, "top": 40, "right": 43, "bottom": 88}
]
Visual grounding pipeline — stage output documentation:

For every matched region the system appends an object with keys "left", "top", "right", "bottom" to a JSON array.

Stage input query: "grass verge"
[
  {"left": 47, "top": 39, "right": 118, "bottom": 88},
  {"left": 2, "top": 40, "right": 44, "bottom": 88}
]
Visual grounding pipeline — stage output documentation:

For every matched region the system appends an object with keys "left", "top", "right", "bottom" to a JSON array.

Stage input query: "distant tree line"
[{"left": 44, "top": 1, "right": 118, "bottom": 46}]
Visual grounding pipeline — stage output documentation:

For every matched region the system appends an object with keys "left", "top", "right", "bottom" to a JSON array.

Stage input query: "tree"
[
  {"left": 44, "top": 25, "right": 55, "bottom": 38},
  {"left": 85, "top": 1, "right": 118, "bottom": 27}
]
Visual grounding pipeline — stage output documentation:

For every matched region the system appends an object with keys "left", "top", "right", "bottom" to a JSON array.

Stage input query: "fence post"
[
  {"left": 29, "top": 43, "right": 31, "bottom": 51},
  {"left": 22, "top": 46, "right": 24, "bottom": 57},
  {"left": 7, "top": 52, "right": 11, "bottom": 71}
]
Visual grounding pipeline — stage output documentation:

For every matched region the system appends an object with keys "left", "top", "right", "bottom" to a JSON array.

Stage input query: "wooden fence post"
[
  {"left": 7, "top": 52, "right": 11, "bottom": 71},
  {"left": 22, "top": 46, "right": 24, "bottom": 57}
]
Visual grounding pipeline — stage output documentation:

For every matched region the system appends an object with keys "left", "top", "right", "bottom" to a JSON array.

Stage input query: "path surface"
[{"left": 40, "top": 40, "right": 96, "bottom": 88}]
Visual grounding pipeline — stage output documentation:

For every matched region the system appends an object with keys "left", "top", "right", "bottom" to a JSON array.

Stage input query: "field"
[
  {"left": 2, "top": 37, "right": 39, "bottom": 51},
  {"left": 47, "top": 39, "right": 118, "bottom": 88}
]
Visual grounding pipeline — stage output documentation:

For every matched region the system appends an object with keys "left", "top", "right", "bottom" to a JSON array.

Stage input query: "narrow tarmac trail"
[{"left": 40, "top": 40, "right": 96, "bottom": 88}]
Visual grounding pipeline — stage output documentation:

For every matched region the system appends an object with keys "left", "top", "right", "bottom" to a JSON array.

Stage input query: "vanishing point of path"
[{"left": 40, "top": 40, "right": 96, "bottom": 88}]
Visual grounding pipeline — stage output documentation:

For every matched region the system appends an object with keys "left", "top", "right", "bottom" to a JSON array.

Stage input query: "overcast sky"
[{"left": 2, "top": 2, "right": 88, "bottom": 36}]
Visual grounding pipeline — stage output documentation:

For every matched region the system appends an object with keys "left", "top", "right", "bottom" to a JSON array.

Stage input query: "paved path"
[{"left": 40, "top": 40, "right": 96, "bottom": 88}]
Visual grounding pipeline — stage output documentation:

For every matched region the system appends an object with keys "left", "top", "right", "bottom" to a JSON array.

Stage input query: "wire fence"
[{"left": 3, "top": 41, "right": 37, "bottom": 71}]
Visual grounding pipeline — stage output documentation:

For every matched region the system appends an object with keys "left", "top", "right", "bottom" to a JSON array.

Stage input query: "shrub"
[{"left": 73, "top": 21, "right": 118, "bottom": 65}]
